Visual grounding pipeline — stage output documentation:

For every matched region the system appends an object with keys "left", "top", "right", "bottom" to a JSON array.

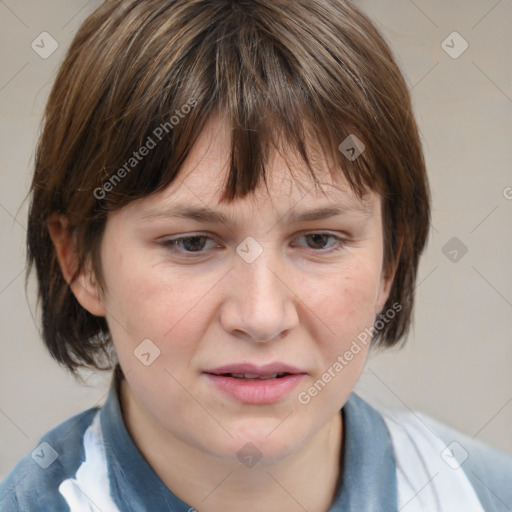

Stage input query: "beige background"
[{"left": 1, "top": 0, "right": 511, "bottom": 479}]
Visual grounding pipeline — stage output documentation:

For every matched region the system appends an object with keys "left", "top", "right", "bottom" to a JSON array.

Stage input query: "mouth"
[
  {"left": 210, "top": 372, "right": 291, "bottom": 380},
  {"left": 203, "top": 363, "right": 306, "bottom": 404},
  {"left": 204, "top": 362, "right": 305, "bottom": 379}
]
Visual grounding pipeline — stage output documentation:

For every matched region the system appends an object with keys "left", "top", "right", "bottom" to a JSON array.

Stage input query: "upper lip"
[{"left": 204, "top": 363, "right": 305, "bottom": 376}]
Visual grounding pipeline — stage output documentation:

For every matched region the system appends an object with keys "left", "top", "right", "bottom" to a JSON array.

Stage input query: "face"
[{"left": 89, "top": 118, "right": 392, "bottom": 464}]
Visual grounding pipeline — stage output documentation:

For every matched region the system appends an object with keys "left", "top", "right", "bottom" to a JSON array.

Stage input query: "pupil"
[
  {"left": 184, "top": 236, "right": 205, "bottom": 251},
  {"left": 309, "top": 234, "right": 327, "bottom": 248}
]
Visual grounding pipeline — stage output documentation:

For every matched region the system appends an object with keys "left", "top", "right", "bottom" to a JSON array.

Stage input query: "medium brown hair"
[{"left": 27, "top": 0, "right": 430, "bottom": 373}]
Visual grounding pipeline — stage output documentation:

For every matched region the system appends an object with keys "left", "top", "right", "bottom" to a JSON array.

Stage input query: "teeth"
[{"left": 229, "top": 372, "right": 285, "bottom": 379}]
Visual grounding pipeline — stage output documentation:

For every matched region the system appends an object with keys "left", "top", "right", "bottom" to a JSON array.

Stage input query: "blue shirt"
[{"left": 1, "top": 374, "right": 511, "bottom": 511}]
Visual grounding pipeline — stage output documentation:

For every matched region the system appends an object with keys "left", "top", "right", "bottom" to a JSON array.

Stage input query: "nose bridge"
[
  {"left": 221, "top": 248, "right": 298, "bottom": 342},
  {"left": 245, "top": 256, "right": 282, "bottom": 308}
]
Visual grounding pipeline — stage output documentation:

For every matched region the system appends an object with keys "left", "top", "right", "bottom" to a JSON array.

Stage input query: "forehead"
[{"left": 143, "top": 116, "right": 377, "bottom": 216}]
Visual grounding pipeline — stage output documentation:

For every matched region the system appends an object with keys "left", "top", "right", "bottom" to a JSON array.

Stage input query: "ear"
[
  {"left": 47, "top": 214, "right": 106, "bottom": 317},
  {"left": 375, "top": 233, "right": 404, "bottom": 313}
]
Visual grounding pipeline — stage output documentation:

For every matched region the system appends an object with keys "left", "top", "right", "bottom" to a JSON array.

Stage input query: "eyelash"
[{"left": 160, "top": 232, "right": 347, "bottom": 255}]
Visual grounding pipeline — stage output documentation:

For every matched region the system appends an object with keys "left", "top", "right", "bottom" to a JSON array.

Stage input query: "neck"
[{"left": 121, "top": 379, "right": 343, "bottom": 512}]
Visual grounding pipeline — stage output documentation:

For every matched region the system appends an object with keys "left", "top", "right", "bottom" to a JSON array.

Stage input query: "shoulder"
[
  {"left": 427, "top": 416, "right": 512, "bottom": 512},
  {"left": 0, "top": 406, "right": 99, "bottom": 512},
  {"left": 379, "top": 405, "right": 512, "bottom": 512}
]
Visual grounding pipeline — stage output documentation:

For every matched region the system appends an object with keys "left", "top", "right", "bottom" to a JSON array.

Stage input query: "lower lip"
[{"left": 204, "top": 373, "right": 305, "bottom": 404}]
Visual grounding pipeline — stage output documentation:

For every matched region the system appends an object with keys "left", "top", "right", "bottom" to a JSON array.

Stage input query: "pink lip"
[{"left": 203, "top": 362, "right": 306, "bottom": 405}]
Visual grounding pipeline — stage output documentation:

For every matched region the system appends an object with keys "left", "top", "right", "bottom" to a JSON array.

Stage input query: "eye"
[
  {"left": 162, "top": 235, "right": 220, "bottom": 253},
  {"left": 293, "top": 232, "right": 345, "bottom": 251},
  {"left": 160, "top": 232, "right": 345, "bottom": 255}
]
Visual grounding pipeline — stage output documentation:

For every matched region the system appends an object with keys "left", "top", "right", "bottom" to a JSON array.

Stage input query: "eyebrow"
[{"left": 140, "top": 202, "right": 373, "bottom": 225}]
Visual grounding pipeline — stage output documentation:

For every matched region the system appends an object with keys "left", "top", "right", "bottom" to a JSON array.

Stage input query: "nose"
[{"left": 220, "top": 255, "right": 299, "bottom": 343}]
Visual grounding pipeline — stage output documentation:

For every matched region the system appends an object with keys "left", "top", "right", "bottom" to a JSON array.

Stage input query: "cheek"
[
  {"left": 100, "top": 249, "right": 219, "bottom": 367},
  {"left": 303, "top": 257, "right": 382, "bottom": 345},
  {"left": 295, "top": 261, "right": 381, "bottom": 413},
  {"left": 101, "top": 261, "right": 216, "bottom": 421}
]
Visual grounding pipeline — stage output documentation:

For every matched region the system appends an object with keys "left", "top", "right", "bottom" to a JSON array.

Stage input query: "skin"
[{"left": 49, "top": 117, "right": 395, "bottom": 512}]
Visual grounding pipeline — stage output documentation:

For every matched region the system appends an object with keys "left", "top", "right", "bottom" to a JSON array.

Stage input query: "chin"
[{"left": 222, "top": 420, "right": 311, "bottom": 465}]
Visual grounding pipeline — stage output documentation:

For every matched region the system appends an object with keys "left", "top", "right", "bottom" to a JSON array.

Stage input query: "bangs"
[{"left": 83, "top": 0, "right": 382, "bottom": 216}]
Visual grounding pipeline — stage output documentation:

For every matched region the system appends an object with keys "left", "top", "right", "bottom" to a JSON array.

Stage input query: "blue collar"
[{"left": 100, "top": 374, "right": 397, "bottom": 511}]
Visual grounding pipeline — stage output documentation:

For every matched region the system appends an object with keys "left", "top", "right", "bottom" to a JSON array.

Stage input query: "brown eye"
[
  {"left": 297, "top": 233, "right": 342, "bottom": 250},
  {"left": 177, "top": 236, "right": 208, "bottom": 252},
  {"left": 163, "top": 235, "right": 219, "bottom": 253},
  {"left": 305, "top": 234, "right": 332, "bottom": 249}
]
